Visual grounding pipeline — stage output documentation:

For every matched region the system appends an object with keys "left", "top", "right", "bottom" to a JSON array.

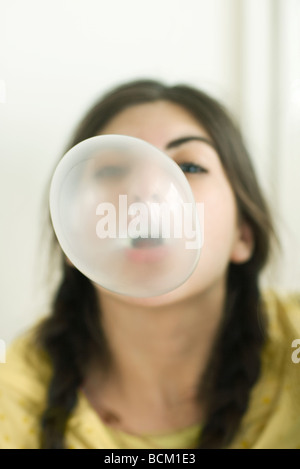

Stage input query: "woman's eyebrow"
[{"left": 165, "top": 135, "right": 215, "bottom": 150}]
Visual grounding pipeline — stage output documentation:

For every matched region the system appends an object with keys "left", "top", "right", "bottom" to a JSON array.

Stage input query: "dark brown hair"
[{"left": 37, "top": 79, "right": 276, "bottom": 449}]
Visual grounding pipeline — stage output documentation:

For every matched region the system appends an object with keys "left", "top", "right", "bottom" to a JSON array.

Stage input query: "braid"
[
  {"left": 197, "top": 263, "right": 267, "bottom": 449},
  {"left": 37, "top": 263, "right": 109, "bottom": 449}
]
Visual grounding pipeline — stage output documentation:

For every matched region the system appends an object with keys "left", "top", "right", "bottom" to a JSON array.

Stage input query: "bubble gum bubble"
[{"left": 49, "top": 135, "right": 201, "bottom": 297}]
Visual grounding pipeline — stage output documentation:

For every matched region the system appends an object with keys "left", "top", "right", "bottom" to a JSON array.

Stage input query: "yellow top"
[{"left": 0, "top": 290, "right": 300, "bottom": 449}]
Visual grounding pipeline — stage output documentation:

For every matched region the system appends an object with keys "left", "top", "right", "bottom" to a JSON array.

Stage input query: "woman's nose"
[{"left": 126, "top": 164, "right": 167, "bottom": 204}]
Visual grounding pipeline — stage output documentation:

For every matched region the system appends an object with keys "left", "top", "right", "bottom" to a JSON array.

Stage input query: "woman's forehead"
[{"left": 98, "top": 100, "right": 211, "bottom": 148}]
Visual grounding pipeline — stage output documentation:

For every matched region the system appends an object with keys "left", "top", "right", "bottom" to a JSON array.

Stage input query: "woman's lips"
[{"left": 125, "top": 237, "right": 168, "bottom": 263}]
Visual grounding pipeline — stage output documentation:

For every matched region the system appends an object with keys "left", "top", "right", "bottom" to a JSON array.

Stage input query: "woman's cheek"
[{"left": 201, "top": 187, "right": 238, "bottom": 257}]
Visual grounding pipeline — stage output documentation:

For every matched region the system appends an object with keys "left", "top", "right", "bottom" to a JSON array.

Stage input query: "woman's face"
[{"left": 95, "top": 100, "right": 253, "bottom": 306}]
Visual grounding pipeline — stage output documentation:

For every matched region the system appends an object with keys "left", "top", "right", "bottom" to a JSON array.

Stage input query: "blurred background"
[{"left": 0, "top": 0, "right": 299, "bottom": 344}]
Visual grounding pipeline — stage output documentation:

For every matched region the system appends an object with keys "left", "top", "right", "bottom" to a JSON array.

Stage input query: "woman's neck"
[
  {"left": 94, "top": 281, "right": 226, "bottom": 410},
  {"left": 81, "top": 280, "right": 227, "bottom": 434}
]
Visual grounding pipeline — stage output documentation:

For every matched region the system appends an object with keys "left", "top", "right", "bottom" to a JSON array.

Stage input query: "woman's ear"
[{"left": 230, "top": 221, "right": 255, "bottom": 264}]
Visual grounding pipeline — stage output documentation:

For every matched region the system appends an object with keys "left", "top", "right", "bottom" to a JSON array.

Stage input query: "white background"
[{"left": 0, "top": 0, "right": 300, "bottom": 344}]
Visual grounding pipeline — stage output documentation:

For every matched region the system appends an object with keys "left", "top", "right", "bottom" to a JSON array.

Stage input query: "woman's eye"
[
  {"left": 94, "top": 165, "right": 129, "bottom": 179},
  {"left": 178, "top": 162, "right": 208, "bottom": 174}
]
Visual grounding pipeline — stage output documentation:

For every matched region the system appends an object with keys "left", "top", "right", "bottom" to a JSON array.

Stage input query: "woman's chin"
[{"left": 94, "top": 276, "right": 204, "bottom": 309}]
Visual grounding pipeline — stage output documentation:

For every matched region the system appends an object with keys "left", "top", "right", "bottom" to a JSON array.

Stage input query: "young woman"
[{"left": 1, "top": 80, "right": 300, "bottom": 449}]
